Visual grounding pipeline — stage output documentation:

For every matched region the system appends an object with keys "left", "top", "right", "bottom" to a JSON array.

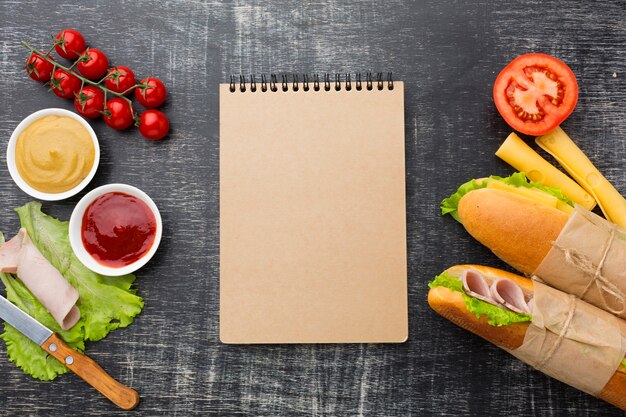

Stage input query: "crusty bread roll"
[
  {"left": 428, "top": 265, "right": 529, "bottom": 349},
  {"left": 428, "top": 264, "right": 626, "bottom": 411},
  {"left": 457, "top": 188, "right": 569, "bottom": 274}
]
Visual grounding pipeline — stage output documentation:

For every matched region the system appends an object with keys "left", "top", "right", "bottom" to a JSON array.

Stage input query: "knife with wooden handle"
[{"left": 0, "top": 294, "right": 139, "bottom": 410}]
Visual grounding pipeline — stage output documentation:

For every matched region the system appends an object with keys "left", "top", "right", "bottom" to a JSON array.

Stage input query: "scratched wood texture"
[{"left": 0, "top": 0, "right": 625, "bottom": 415}]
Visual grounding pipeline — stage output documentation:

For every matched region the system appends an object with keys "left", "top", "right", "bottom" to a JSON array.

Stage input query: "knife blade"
[
  {"left": 0, "top": 293, "right": 52, "bottom": 345},
  {"left": 0, "top": 293, "right": 139, "bottom": 410}
]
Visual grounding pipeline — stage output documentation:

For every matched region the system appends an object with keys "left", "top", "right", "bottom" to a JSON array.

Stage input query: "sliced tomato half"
[{"left": 493, "top": 53, "right": 578, "bottom": 136}]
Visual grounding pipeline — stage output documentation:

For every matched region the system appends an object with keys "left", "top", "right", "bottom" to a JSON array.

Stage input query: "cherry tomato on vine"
[
  {"left": 25, "top": 52, "right": 54, "bottom": 82},
  {"left": 54, "top": 29, "right": 86, "bottom": 60},
  {"left": 50, "top": 68, "right": 81, "bottom": 99},
  {"left": 135, "top": 77, "right": 167, "bottom": 108},
  {"left": 104, "top": 98, "right": 134, "bottom": 130},
  {"left": 74, "top": 86, "right": 105, "bottom": 119},
  {"left": 493, "top": 53, "right": 578, "bottom": 136},
  {"left": 139, "top": 110, "right": 169, "bottom": 140},
  {"left": 77, "top": 48, "right": 109, "bottom": 81},
  {"left": 105, "top": 66, "right": 136, "bottom": 95}
]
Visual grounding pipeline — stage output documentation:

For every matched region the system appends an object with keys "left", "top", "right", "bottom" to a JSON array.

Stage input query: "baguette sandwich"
[
  {"left": 428, "top": 264, "right": 626, "bottom": 411},
  {"left": 440, "top": 172, "right": 573, "bottom": 275}
]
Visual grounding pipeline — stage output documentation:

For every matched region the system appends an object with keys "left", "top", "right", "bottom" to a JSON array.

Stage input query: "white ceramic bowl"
[
  {"left": 7, "top": 108, "right": 100, "bottom": 201},
  {"left": 69, "top": 184, "right": 162, "bottom": 276}
]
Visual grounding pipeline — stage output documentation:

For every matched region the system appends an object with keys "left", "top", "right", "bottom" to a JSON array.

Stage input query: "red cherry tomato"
[
  {"left": 77, "top": 48, "right": 109, "bottom": 81},
  {"left": 74, "top": 86, "right": 105, "bottom": 119},
  {"left": 105, "top": 66, "right": 136, "bottom": 95},
  {"left": 493, "top": 53, "right": 578, "bottom": 136},
  {"left": 50, "top": 68, "right": 81, "bottom": 99},
  {"left": 135, "top": 78, "right": 167, "bottom": 108},
  {"left": 104, "top": 98, "right": 134, "bottom": 130},
  {"left": 54, "top": 29, "right": 86, "bottom": 60},
  {"left": 25, "top": 52, "right": 54, "bottom": 82},
  {"left": 139, "top": 110, "right": 169, "bottom": 140}
]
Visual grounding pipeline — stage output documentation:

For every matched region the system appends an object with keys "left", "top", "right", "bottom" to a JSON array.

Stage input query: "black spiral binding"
[{"left": 229, "top": 72, "right": 394, "bottom": 93}]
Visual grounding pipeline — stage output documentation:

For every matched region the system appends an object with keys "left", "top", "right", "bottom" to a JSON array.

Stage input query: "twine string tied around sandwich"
[
  {"left": 534, "top": 294, "right": 577, "bottom": 371},
  {"left": 551, "top": 223, "right": 626, "bottom": 316}
]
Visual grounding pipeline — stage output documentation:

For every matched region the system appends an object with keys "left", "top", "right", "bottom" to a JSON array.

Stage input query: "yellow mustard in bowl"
[{"left": 15, "top": 115, "right": 95, "bottom": 194}]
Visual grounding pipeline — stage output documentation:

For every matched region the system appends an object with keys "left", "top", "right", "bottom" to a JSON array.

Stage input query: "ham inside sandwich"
[{"left": 462, "top": 269, "right": 533, "bottom": 314}]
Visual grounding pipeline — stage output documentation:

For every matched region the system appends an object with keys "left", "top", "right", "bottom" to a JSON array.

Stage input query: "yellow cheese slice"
[
  {"left": 536, "top": 127, "right": 626, "bottom": 227},
  {"left": 556, "top": 200, "right": 575, "bottom": 215},
  {"left": 496, "top": 132, "right": 596, "bottom": 210},
  {"left": 486, "top": 180, "right": 573, "bottom": 214}
]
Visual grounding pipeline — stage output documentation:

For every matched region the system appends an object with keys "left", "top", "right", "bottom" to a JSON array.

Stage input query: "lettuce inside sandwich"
[{"left": 428, "top": 272, "right": 531, "bottom": 326}]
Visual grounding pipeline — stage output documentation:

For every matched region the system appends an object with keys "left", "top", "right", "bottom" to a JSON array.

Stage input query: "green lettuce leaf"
[
  {"left": 440, "top": 172, "right": 573, "bottom": 223},
  {"left": 0, "top": 270, "right": 84, "bottom": 380},
  {"left": 429, "top": 272, "right": 532, "bottom": 327},
  {"left": 1, "top": 202, "right": 144, "bottom": 380},
  {"left": 428, "top": 272, "right": 464, "bottom": 292}
]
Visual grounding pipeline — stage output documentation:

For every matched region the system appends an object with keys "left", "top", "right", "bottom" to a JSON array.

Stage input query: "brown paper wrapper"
[
  {"left": 534, "top": 206, "right": 626, "bottom": 318},
  {"left": 508, "top": 282, "right": 626, "bottom": 396}
]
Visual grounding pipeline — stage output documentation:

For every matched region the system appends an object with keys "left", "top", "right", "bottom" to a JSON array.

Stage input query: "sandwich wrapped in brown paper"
[
  {"left": 534, "top": 206, "right": 626, "bottom": 319},
  {"left": 508, "top": 282, "right": 626, "bottom": 396}
]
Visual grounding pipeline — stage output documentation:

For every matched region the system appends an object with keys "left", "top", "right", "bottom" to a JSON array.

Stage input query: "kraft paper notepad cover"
[{"left": 220, "top": 81, "right": 407, "bottom": 343}]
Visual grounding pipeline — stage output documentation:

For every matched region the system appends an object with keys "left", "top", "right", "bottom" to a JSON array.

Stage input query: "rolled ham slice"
[
  {"left": 462, "top": 269, "right": 500, "bottom": 306},
  {"left": 0, "top": 229, "right": 80, "bottom": 330},
  {"left": 490, "top": 278, "right": 532, "bottom": 314},
  {"left": 0, "top": 232, "right": 22, "bottom": 274},
  {"left": 461, "top": 269, "right": 533, "bottom": 315}
]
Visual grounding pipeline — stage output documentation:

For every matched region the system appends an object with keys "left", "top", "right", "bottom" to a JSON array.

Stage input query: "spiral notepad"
[{"left": 220, "top": 73, "right": 407, "bottom": 343}]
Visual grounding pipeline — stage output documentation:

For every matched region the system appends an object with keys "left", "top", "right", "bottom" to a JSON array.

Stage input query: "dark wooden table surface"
[{"left": 0, "top": 1, "right": 625, "bottom": 415}]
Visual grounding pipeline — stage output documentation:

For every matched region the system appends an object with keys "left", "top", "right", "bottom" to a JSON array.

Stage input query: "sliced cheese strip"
[
  {"left": 486, "top": 179, "right": 573, "bottom": 214},
  {"left": 4, "top": 229, "right": 80, "bottom": 330},
  {"left": 556, "top": 200, "right": 575, "bottom": 215},
  {"left": 496, "top": 132, "right": 596, "bottom": 210},
  {"left": 536, "top": 127, "right": 626, "bottom": 227},
  {"left": 487, "top": 180, "right": 558, "bottom": 208}
]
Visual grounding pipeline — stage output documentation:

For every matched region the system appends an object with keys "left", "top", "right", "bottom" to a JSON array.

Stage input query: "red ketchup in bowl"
[{"left": 81, "top": 192, "right": 157, "bottom": 268}]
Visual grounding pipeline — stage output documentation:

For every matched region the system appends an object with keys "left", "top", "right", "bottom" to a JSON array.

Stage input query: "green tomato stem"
[
  {"left": 120, "top": 84, "right": 143, "bottom": 96},
  {"left": 21, "top": 40, "right": 137, "bottom": 113}
]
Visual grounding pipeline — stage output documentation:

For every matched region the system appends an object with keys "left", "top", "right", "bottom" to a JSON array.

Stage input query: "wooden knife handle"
[{"left": 42, "top": 333, "right": 140, "bottom": 410}]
